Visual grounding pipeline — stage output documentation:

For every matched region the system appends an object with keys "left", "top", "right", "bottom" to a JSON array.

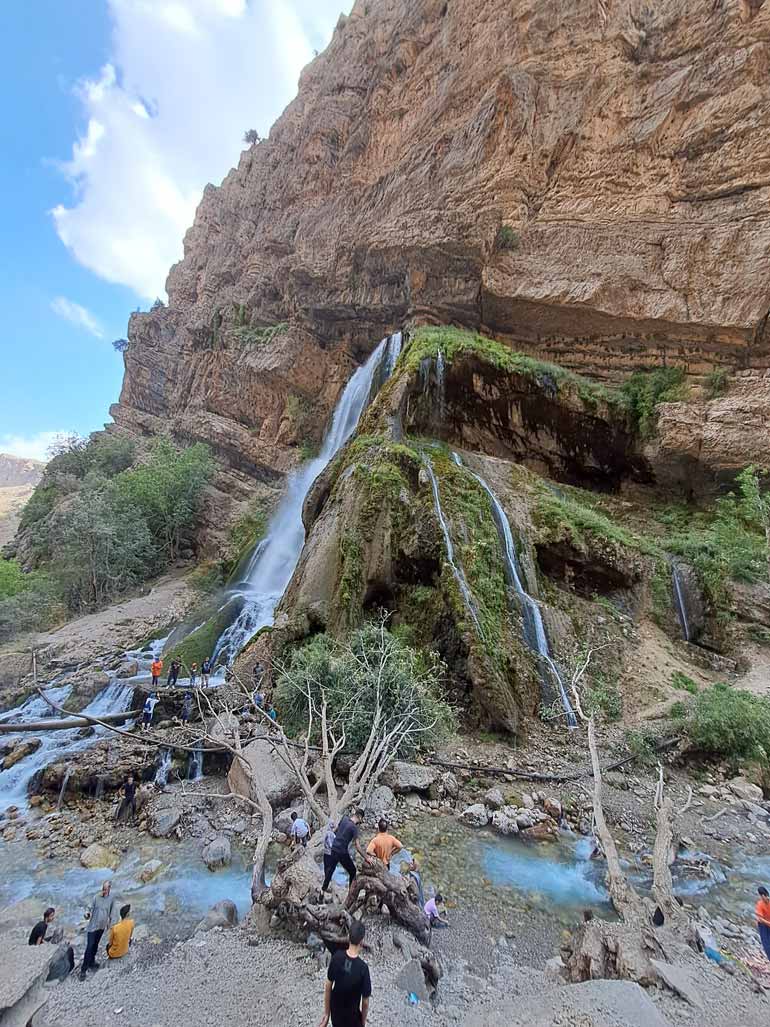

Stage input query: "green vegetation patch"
[
  {"left": 164, "top": 599, "right": 240, "bottom": 669},
  {"left": 685, "top": 683, "right": 770, "bottom": 764},
  {"left": 619, "top": 367, "right": 686, "bottom": 438},
  {"left": 671, "top": 670, "right": 698, "bottom": 694}
]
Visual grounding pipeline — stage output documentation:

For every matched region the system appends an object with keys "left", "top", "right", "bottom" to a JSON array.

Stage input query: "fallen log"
[{"left": 0, "top": 710, "right": 140, "bottom": 733}]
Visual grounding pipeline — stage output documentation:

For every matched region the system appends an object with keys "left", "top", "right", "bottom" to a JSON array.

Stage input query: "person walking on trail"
[
  {"left": 321, "top": 809, "right": 367, "bottom": 892},
  {"left": 189, "top": 663, "right": 198, "bottom": 687},
  {"left": 116, "top": 773, "right": 137, "bottom": 822},
  {"left": 289, "top": 811, "right": 310, "bottom": 848},
  {"left": 142, "top": 692, "right": 159, "bottom": 732},
  {"left": 107, "top": 904, "right": 134, "bottom": 959},
  {"left": 424, "top": 892, "right": 449, "bottom": 928},
  {"left": 366, "top": 819, "right": 402, "bottom": 869},
  {"left": 29, "top": 907, "right": 56, "bottom": 946},
  {"left": 756, "top": 886, "right": 770, "bottom": 960},
  {"left": 166, "top": 659, "right": 181, "bottom": 687},
  {"left": 80, "top": 881, "right": 116, "bottom": 979},
  {"left": 319, "top": 920, "right": 371, "bottom": 1027},
  {"left": 181, "top": 691, "right": 193, "bottom": 724},
  {"left": 150, "top": 657, "right": 163, "bottom": 687},
  {"left": 201, "top": 657, "right": 211, "bottom": 688}
]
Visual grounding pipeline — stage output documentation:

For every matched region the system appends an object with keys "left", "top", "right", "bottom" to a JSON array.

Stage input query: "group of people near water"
[{"left": 27, "top": 880, "right": 135, "bottom": 983}]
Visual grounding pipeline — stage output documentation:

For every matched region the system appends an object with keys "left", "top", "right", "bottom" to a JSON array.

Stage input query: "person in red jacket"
[{"left": 150, "top": 657, "right": 163, "bottom": 686}]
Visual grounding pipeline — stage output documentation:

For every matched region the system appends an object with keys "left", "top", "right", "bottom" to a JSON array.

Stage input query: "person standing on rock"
[
  {"left": 366, "top": 819, "right": 403, "bottom": 869},
  {"left": 319, "top": 920, "right": 371, "bottom": 1027},
  {"left": 142, "top": 692, "right": 159, "bottom": 732},
  {"left": 323, "top": 819, "right": 338, "bottom": 884},
  {"left": 181, "top": 691, "right": 193, "bottom": 724},
  {"left": 321, "top": 809, "right": 367, "bottom": 893},
  {"left": 201, "top": 657, "right": 211, "bottom": 688},
  {"left": 116, "top": 773, "right": 137, "bottom": 822},
  {"left": 166, "top": 659, "right": 181, "bottom": 688},
  {"left": 28, "top": 907, "right": 56, "bottom": 945},
  {"left": 289, "top": 811, "right": 310, "bottom": 848},
  {"left": 80, "top": 881, "right": 116, "bottom": 980},
  {"left": 189, "top": 662, "right": 198, "bottom": 687},
  {"left": 755, "top": 886, "right": 770, "bottom": 960},
  {"left": 150, "top": 657, "right": 163, "bottom": 687},
  {"left": 106, "top": 904, "right": 134, "bottom": 960}
]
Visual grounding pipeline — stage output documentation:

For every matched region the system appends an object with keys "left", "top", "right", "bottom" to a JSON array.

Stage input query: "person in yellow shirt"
[
  {"left": 366, "top": 818, "right": 403, "bottom": 869},
  {"left": 107, "top": 904, "right": 135, "bottom": 959}
]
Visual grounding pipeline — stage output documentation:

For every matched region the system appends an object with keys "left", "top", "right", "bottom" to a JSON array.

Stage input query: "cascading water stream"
[
  {"left": 55, "top": 766, "right": 72, "bottom": 812},
  {"left": 452, "top": 453, "right": 577, "bottom": 729},
  {"left": 188, "top": 747, "right": 204, "bottom": 781},
  {"left": 212, "top": 333, "right": 402, "bottom": 665},
  {"left": 154, "top": 748, "right": 173, "bottom": 787},
  {"left": 422, "top": 455, "right": 483, "bottom": 634},
  {"left": 671, "top": 562, "right": 691, "bottom": 642}
]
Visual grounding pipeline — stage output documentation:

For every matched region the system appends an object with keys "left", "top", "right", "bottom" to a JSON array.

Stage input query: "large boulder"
[
  {"left": 1, "top": 939, "right": 57, "bottom": 1027},
  {"left": 365, "top": 785, "right": 396, "bottom": 819},
  {"left": 80, "top": 843, "right": 120, "bottom": 870},
  {"left": 382, "top": 761, "right": 438, "bottom": 795},
  {"left": 196, "top": 899, "right": 238, "bottom": 933},
  {"left": 460, "top": 804, "right": 489, "bottom": 827},
  {"left": 148, "top": 807, "right": 181, "bottom": 838},
  {"left": 2, "top": 738, "right": 42, "bottom": 770},
  {"left": 201, "top": 835, "right": 232, "bottom": 871},
  {"left": 728, "top": 777, "right": 764, "bottom": 802},
  {"left": 228, "top": 730, "right": 302, "bottom": 808}
]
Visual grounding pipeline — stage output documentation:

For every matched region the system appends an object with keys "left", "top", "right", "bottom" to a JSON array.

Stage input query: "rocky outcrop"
[
  {"left": 0, "top": 454, "right": 44, "bottom": 488},
  {"left": 227, "top": 730, "right": 302, "bottom": 808},
  {"left": 110, "top": 0, "right": 770, "bottom": 525}
]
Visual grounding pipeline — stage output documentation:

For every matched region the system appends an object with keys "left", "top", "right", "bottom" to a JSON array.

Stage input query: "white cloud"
[
  {"left": 0, "top": 432, "right": 70, "bottom": 463},
  {"left": 52, "top": 0, "right": 352, "bottom": 300},
  {"left": 51, "top": 296, "right": 105, "bottom": 339}
]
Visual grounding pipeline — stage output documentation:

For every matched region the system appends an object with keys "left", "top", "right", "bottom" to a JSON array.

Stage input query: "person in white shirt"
[{"left": 289, "top": 811, "right": 310, "bottom": 848}]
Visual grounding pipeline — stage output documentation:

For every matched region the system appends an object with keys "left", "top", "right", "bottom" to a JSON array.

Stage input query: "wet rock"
[
  {"left": 202, "top": 835, "right": 232, "bottom": 870},
  {"left": 149, "top": 807, "right": 181, "bottom": 838},
  {"left": 197, "top": 899, "right": 239, "bottom": 933},
  {"left": 382, "top": 761, "right": 438, "bottom": 795},
  {"left": 491, "top": 808, "right": 519, "bottom": 836},
  {"left": 484, "top": 788, "right": 505, "bottom": 810},
  {"left": 460, "top": 803, "right": 489, "bottom": 827},
  {"left": 115, "top": 659, "right": 139, "bottom": 679},
  {"left": 139, "top": 859, "right": 164, "bottom": 883},
  {"left": 728, "top": 777, "right": 763, "bottom": 802},
  {"left": 80, "top": 842, "right": 121, "bottom": 870},
  {"left": 521, "top": 819, "right": 558, "bottom": 842},
  {"left": 543, "top": 797, "right": 562, "bottom": 819},
  {"left": 2, "top": 738, "right": 42, "bottom": 770}
]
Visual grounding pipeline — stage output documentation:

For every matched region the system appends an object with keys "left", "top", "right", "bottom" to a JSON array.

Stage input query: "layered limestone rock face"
[{"left": 111, "top": 0, "right": 770, "bottom": 521}]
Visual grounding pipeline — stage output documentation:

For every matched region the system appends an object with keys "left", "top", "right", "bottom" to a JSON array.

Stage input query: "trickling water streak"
[
  {"left": 436, "top": 349, "right": 446, "bottom": 418},
  {"left": 385, "top": 331, "right": 402, "bottom": 376},
  {"left": 213, "top": 334, "right": 400, "bottom": 665},
  {"left": 671, "top": 563, "right": 691, "bottom": 642},
  {"left": 452, "top": 452, "right": 577, "bottom": 729},
  {"left": 154, "top": 748, "right": 172, "bottom": 787},
  {"left": 188, "top": 747, "right": 204, "bottom": 781},
  {"left": 422, "top": 456, "right": 483, "bottom": 634}
]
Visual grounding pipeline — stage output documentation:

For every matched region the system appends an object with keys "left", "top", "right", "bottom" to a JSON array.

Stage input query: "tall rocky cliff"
[{"left": 112, "top": 0, "right": 770, "bottom": 525}]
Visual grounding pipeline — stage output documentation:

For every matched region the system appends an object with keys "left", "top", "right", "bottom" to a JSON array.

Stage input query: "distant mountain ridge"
[{"left": 0, "top": 453, "right": 45, "bottom": 488}]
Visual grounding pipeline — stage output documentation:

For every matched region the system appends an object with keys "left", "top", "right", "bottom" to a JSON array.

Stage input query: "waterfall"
[
  {"left": 436, "top": 349, "right": 446, "bottom": 417},
  {"left": 422, "top": 455, "right": 483, "bottom": 634},
  {"left": 671, "top": 562, "right": 691, "bottom": 642},
  {"left": 188, "top": 747, "right": 204, "bottom": 781},
  {"left": 154, "top": 748, "right": 173, "bottom": 787},
  {"left": 55, "top": 767, "right": 72, "bottom": 811},
  {"left": 385, "top": 331, "right": 402, "bottom": 376},
  {"left": 453, "top": 453, "right": 578, "bottom": 729},
  {"left": 212, "top": 333, "right": 401, "bottom": 665}
]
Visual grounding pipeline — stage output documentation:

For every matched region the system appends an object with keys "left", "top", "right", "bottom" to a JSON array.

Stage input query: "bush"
[
  {"left": 686, "top": 683, "right": 770, "bottom": 763},
  {"left": 620, "top": 367, "right": 686, "bottom": 438},
  {"left": 495, "top": 225, "right": 519, "bottom": 251},
  {"left": 274, "top": 622, "right": 455, "bottom": 757},
  {"left": 671, "top": 671, "right": 698, "bottom": 694},
  {"left": 585, "top": 677, "right": 623, "bottom": 722},
  {"left": 0, "top": 558, "right": 25, "bottom": 599},
  {"left": 704, "top": 368, "right": 728, "bottom": 399}
]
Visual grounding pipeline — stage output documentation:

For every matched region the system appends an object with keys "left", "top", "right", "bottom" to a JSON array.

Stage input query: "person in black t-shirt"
[
  {"left": 321, "top": 809, "right": 367, "bottom": 892},
  {"left": 116, "top": 773, "right": 137, "bottom": 823},
  {"left": 29, "top": 908, "right": 56, "bottom": 945},
  {"left": 319, "top": 920, "right": 371, "bottom": 1027}
]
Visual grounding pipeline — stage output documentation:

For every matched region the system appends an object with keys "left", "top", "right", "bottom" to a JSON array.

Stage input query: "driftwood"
[
  {"left": 347, "top": 859, "right": 431, "bottom": 946},
  {"left": 0, "top": 709, "right": 140, "bottom": 733}
]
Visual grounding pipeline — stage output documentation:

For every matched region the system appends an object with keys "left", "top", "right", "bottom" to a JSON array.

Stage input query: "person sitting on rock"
[
  {"left": 201, "top": 658, "right": 211, "bottom": 688},
  {"left": 150, "top": 657, "right": 163, "bottom": 687},
  {"left": 290, "top": 810, "right": 311, "bottom": 848},
  {"left": 107, "top": 904, "right": 134, "bottom": 960},
  {"left": 321, "top": 809, "right": 367, "bottom": 893},
  {"left": 424, "top": 892, "right": 449, "bottom": 928},
  {"left": 166, "top": 660, "right": 181, "bottom": 687},
  {"left": 142, "top": 692, "right": 159, "bottom": 732},
  {"left": 366, "top": 819, "right": 403, "bottom": 869},
  {"left": 29, "top": 907, "right": 56, "bottom": 945},
  {"left": 116, "top": 773, "right": 137, "bottom": 822}
]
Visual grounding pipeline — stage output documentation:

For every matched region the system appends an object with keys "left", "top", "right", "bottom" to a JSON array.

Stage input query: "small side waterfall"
[
  {"left": 453, "top": 453, "right": 577, "bottom": 729},
  {"left": 671, "top": 562, "right": 691, "bottom": 642},
  {"left": 188, "top": 747, "right": 203, "bottom": 782},
  {"left": 56, "top": 767, "right": 72, "bottom": 811},
  {"left": 154, "top": 748, "right": 172, "bottom": 787},
  {"left": 423, "top": 456, "right": 483, "bottom": 634},
  {"left": 436, "top": 349, "right": 446, "bottom": 418}
]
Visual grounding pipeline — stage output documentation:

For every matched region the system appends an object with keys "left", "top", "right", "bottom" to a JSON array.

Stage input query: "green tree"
[{"left": 0, "top": 558, "right": 25, "bottom": 599}]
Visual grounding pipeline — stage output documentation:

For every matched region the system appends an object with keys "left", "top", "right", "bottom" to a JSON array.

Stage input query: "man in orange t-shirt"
[
  {"left": 151, "top": 658, "right": 163, "bottom": 686},
  {"left": 755, "top": 886, "right": 770, "bottom": 960},
  {"left": 366, "top": 818, "right": 403, "bottom": 868}
]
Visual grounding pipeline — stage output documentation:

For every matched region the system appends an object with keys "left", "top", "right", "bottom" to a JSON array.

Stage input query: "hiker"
[
  {"left": 756, "top": 886, "right": 770, "bottom": 960},
  {"left": 424, "top": 892, "right": 450, "bottom": 928},
  {"left": 116, "top": 773, "right": 137, "bottom": 822},
  {"left": 181, "top": 691, "right": 193, "bottom": 724},
  {"left": 142, "top": 692, "right": 159, "bottom": 732},
  {"left": 405, "top": 858, "right": 425, "bottom": 908},
  {"left": 321, "top": 809, "right": 367, "bottom": 892},
  {"left": 323, "top": 819, "right": 338, "bottom": 886},
  {"left": 80, "top": 881, "right": 116, "bottom": 979},
  {"left": 150, "top": 657, "right": 163, "bottom": 687},
  {"left": 28, "top": 907, "right": 56, "bottom": 946},
  {"left": 319, "top": 920, "right": 371, "bottom": 1027},
  {"left": 366, "top": 819, "right": 402, "bottom": 869},
  {"left": 107, "top": 904, "right": 135, "bottom": 959},
  {"left": 252, "top": 661, "right": 264, "bottom": 688},
  {"left": 290, "top": 811, "right": 311, "bottom": 848},
  {"left": 166, "top": 659, "right": 181, "bottom": 687},
  {"left": 201, "top": 657, "right": 211, "bottom": 688},
  {"left": 267, "top": 705, "right": 278, "bottom": 723},
  {"left": 189, "top": 662, "right": 198, "bottom": 687},
  {"left": 253, "top": 689, "right": 265, "bottom": 710}
]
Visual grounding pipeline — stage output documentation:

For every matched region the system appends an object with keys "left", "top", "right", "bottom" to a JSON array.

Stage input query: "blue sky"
[{"left": 0, "top": 1, "right": 350, "bottom": 461}]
